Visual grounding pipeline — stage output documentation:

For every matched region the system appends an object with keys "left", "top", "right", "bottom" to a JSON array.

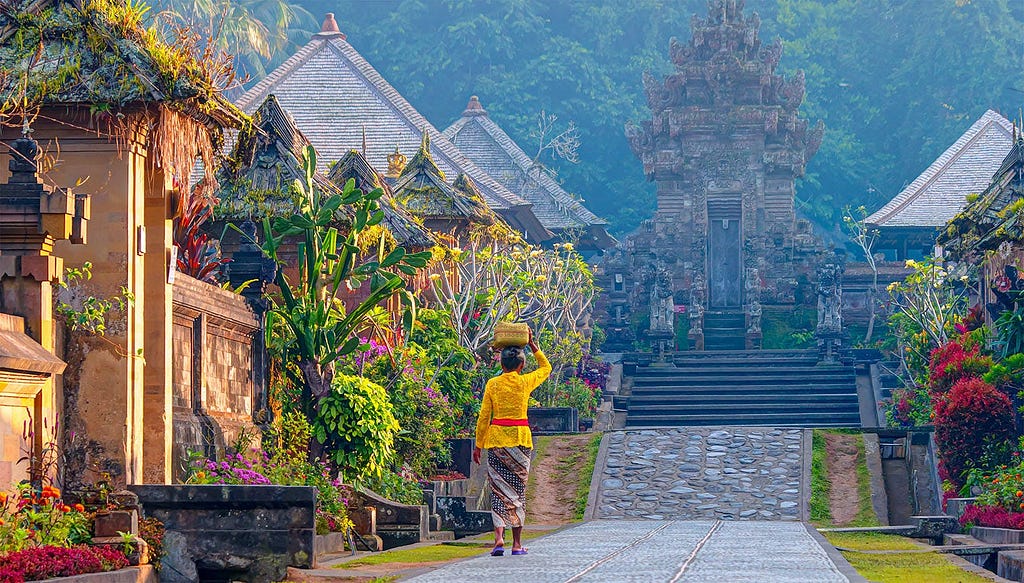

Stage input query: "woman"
[{"left": 473, "top": 331, "right": 551, "bottom": 556}]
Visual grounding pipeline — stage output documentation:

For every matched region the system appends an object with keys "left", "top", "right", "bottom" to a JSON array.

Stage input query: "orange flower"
[
  {"left": 73, "top": 504, "right": 84, "bottom": 512},
  {"left": 1015, "top": 491, "right": 1022, "bottom": 498},
  {"left": 59, "top": 505, "right": 70, "bottom": 512},
  {"left": 0, "top": 493, "right": 8, "bottom": 505}
]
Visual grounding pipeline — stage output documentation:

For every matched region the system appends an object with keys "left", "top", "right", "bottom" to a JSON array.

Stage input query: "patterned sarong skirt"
[{"left": 486, "top": 445, "right": 532, "bottom": 528}]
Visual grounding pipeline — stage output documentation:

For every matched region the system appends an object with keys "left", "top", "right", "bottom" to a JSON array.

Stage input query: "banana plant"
[{"left": 261, "top": 146, "right": 431, "bottom": 434}]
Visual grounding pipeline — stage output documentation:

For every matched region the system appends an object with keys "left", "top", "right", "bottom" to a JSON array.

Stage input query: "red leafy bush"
[
  {"left": 928, "top": 337, "right": 993, "bottom": 394},
  {"left": 0, "top": 545, "right": 127, "bottom": 581},
  {"left": 960, "top": 504, "right": 1024, "bottom": 530},
  {"left": 934, "top": 378, "right": 1014, "bottom": 488}
]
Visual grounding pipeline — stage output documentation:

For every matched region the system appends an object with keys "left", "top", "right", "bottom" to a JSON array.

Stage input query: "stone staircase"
[
  {"left": 624, "top": 350, "right": 861, "bottom": 428},
  {"left": 703, "top": 311, "right": 747, "bottom": 350}
]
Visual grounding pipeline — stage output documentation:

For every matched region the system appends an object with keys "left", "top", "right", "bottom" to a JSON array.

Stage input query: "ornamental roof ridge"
[
  {"left": 233, "top": 23, "right": 552, "bottom": 242},
  {"left": 867, "top": 109, "right": 1013, "bottom": 228}
]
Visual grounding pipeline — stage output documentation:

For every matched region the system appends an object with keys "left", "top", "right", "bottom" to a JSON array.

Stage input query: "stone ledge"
[
  {"left": 999, "top": 549, "right": 1024, "bottom": 581},
  {"left": 973, "top": 526, "right": 1024, "bottom": 545},
  {"left": 42, "top": 566, "right": 156, "bottom": 583}
]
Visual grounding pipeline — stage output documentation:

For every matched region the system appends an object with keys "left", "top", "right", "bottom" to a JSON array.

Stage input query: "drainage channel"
[
  {"left": 563, "top": 521, "right": 676, "bottom": 582},
  {"left": 668, "top": 520, "right": 723, "bottom": 583}
]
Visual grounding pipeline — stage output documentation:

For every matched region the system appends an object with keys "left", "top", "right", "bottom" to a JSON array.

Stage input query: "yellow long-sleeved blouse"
[{"left": 474, "top": 349, "right": 552, "bottom": 450}]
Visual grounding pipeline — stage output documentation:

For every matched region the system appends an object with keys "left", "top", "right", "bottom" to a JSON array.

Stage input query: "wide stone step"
[
  {"left": 624, "top": 411, "right": 862, "bottom": 427},
  {"left": 630, "top": 389, "right": 856, "bottom": 401},
  {"left": 634, "top": 365, "right": 851, "bottom": 376},
  {"left": 632, "top": 375, "right": 856, "bottom": 387},
  {"left": 630, "top": 384, "right": 858, "bottom": 396},
  {"left": 669, "top": 358, "right": 820, "bottom": 368},
  {"left": 628, "top": 402, "right": 858, "bottom": 414}
]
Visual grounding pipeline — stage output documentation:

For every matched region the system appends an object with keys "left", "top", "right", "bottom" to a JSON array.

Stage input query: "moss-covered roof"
[
  {"left": 939, "top": 137, "right": 1024, "bottom": 259},
  {"left": 216, "top": 94, "right": 341, "bottom": 218},
  {"left": 393, "top": 132, "right": 496, "bottom": 225},
  {"left": 327, "top": 150, "right": 436, "bottom": 249},
  {"left": 0, "top": 0, "right": 244, "bottom": 127}
]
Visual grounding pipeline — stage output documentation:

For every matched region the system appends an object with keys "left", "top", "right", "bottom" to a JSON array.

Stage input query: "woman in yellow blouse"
[{"left": 473, "top": 331, "right": 551, "bottom": 556}]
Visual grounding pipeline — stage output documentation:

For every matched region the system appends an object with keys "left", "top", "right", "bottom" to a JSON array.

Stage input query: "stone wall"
[
  {"left": 170, "top": 276, "right": 264, "bottom": 481},
  {"left": 130, "top": 485, "right": 314, "bottom": 582}
]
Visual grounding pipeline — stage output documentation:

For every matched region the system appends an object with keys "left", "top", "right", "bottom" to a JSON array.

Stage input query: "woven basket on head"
[{"left": 493, "top": 322, "right": 530, "bottom": 348}]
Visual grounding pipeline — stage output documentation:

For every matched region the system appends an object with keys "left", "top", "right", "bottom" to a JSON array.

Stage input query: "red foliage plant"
[
  {"left": 934, "top": 378, "right": 1015, "bottom": 488},
  {"left": 960, "top": 503, "right": 1024, "bottom": 530},
  {"left": 928, "top": 337, "right": 993, "bottom": 394},
  {"left": 0, "top": 545, "right": 127, "bottom": 581}
]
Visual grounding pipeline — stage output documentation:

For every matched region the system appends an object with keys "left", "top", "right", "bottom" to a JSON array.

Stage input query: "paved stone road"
[
  {"left": 405, "top": 520, "right": 850, "bottom": 582},
  {"left": 595, "top": 428, "right": 806, "bottom": 520}
]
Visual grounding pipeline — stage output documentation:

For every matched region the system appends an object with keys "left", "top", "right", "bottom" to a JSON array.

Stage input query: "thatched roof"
[{"left": 0, "top": 0, "right": 244, "bottom": 127}]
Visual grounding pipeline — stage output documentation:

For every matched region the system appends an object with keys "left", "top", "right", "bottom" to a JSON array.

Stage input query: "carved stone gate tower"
[{"left": 601, "top": 0, "right": 824, "bottom": 351}]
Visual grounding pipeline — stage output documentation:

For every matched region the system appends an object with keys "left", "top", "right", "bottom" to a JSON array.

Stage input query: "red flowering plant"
[
  {"left": 927, "top": 333, "right": 993, "bottom": 395},
  {"left": 0, "top": 484, "right": 92, "bottom": 553},
  {"left": 0, "top": 544, "right": 128, "bottom": 582},
  {"left": 959, "top": 503, "right": 1024, "bottom": 531},
  {"left": 934, "top": 378, "right": 1016, "bottom": 489}
]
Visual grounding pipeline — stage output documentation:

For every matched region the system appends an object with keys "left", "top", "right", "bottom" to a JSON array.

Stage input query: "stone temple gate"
[{"left": 600, "top": 0, "right": 825, "bottom": 351}]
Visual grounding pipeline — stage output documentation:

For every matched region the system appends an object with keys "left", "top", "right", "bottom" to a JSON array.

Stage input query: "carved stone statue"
[
  {"left": 648, "top": 260, "right": 675, "bottom": 337},
  {"left": 815, "top": 252, "right": 844, "bottom": 361}
]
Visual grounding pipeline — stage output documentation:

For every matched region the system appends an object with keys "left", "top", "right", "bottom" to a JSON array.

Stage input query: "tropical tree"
[
  {"left": 152, "top": 0, "right": 314, "bottom": 79},
  {"left": 259, "top": 145, "right": 430, "bottom": 465}
]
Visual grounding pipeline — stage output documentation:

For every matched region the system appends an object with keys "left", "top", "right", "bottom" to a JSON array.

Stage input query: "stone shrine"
[{"left": 601, "top": 0, "right": 824, "bottom": 351}]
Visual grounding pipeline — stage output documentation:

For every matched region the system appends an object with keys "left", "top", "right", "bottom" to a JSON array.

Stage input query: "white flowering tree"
[{"left": 428, "top": 240, "right": 597, "bottom": 381}]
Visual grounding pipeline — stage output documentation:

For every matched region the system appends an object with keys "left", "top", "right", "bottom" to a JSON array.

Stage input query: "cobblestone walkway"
[
  {"left": 595, "top": 428, "right": 806, "bottom": 520},
  {"left": 404, "top": 520, "right": 849, "bottom": 582}
]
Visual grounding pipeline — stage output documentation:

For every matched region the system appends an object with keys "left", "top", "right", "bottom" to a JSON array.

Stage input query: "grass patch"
[
  {"left": 822, "top": 531, "right": 921, "bottom": 551},
  {"left": 574, "top": 433, "right": 603, "bottom": 520},
  {"left": 850, "top": 433, "right": 881, "bottom": 527},
  {"left": 842, "top": 553, "right": 995, "bottom": 583},
  {"left": 811, "top": 430, "right": 880, "bottom": 527},
  {"left": 524, "top": 435, "right": 553, "bottom": 510},
  {"left": 823, "top": 531, "right": 993, "bottom": 582},
  {"left": 810, "top": 429, "right": 832, "bottom": 525},
  {"left": 335, "top": 542, "right": 491, "bottom": 568}
]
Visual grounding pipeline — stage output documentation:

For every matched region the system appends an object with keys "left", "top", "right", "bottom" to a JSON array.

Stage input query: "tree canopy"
[{"left": 235, "top": 0, "right": 1024, "bottom": 236}]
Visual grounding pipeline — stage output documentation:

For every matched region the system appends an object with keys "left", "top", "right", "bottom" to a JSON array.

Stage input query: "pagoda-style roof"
[
  {"left": 868, "top": 110, "right": 1013, "bottom": 229},
  {"left": 218, "top": 95, "right": 434, "bottom": 248},
  {"left": 444, "top": 96, "right": 616, "bottom": 250},
  {"left": 939, "top": 135, "right": 1024, "bottom": 258},
  {"left": 327, "top": 150, "right": 436, "bottom": 249},
  {"left": 391, "top": 133, "right": 496, "bottom": 226},
  {"left": 217, "top": 95, "right": 339, "bottom": 218},
  {"left": 235, "top": 14, "right": 550, "bottom": 243},
  {"left": 0, "top": 0, "right": 244, "bottom": 128}
]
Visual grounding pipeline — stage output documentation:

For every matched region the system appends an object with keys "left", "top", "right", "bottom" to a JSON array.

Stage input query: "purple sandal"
[
  {"left": 490, "top": 546, "right": 505, "bottom": 556},
  {"left": 511, "top": 548, "right": 528, "bottom": 556}
]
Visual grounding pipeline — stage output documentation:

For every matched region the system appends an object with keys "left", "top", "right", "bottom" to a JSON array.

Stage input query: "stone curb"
[
  {"left": 804, "top": 524, "right": 869, "bottom": 583},
  {"left": 583, "top": 431, "right": 612, "bottom": 521}
]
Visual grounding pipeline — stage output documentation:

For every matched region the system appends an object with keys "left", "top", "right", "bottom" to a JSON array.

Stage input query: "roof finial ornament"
[
  {"left": 361, "top": 125, "right": 367, "bottom": 156},
  {"left": 386, "top": 147, "right": 407, "bottom": 178},
  {"left": 316, "top": 13, "right": 346, "bottom": 39},
  {"left": 462, "top": 95, "right": 488, "bottom": 117}
]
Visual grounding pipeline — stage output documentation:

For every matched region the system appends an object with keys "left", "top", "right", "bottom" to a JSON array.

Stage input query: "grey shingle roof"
[
  {"left": 235, "top": 19, "right": 551, "bottom": 243},
  {"left": 867, "top": 109, "right": 1013, "bottom": 228},
  {"left": 444, "top": 96, "right": 616, "bottom": 249}
]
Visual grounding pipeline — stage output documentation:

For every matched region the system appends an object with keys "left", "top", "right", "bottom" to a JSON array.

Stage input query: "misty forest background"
[{"left": 177, "top": 0, "right": 1024, "bottom": 237}]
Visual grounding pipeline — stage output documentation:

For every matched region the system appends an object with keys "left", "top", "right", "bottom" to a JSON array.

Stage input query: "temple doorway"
[{"left": 708, "top": 199, "right": 742, "bottom": 309}]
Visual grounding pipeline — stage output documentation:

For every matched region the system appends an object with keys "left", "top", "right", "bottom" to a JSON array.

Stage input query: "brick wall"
[{"left": 171, "top": 276, "right": 264, "bottom": 481}]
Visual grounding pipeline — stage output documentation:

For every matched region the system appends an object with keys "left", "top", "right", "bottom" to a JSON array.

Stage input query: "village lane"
[{"left": 404, "top": 519, "right": 859, "bottom": 582}]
